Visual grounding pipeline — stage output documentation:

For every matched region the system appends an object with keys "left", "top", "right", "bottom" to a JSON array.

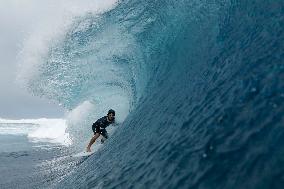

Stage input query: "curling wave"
[{"left": 18, "top": 0, "right": 284, "bottom": 188}]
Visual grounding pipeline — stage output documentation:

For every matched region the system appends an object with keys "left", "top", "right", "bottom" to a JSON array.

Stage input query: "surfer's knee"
[{"left": 93, "top": 133, "right": 100, "bottom": 139}]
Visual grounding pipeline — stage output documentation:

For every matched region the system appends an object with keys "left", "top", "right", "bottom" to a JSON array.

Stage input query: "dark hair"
[{"left": 108, "top": 109, "right": 115, "bottom": 116}]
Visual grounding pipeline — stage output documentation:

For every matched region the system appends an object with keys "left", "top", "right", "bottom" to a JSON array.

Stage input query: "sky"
[
  {"left": 0, "top": 1, "right": 65, "bottom": 119},
  {"left": 0, "top": 46, "right": 65, "bottom": 119}
]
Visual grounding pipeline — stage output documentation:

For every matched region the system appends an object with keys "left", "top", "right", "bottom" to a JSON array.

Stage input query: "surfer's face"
[{"left": 108, "top": 113, "right": 115, "bottom": 122}]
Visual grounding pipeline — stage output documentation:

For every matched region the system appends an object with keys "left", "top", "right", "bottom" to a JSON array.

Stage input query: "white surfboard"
[
  {"left": 70, "top": 135, "right": 109, "bottom": 158},
  {"left": 71, "top": 151, "right": 95, "bottom": 158}
]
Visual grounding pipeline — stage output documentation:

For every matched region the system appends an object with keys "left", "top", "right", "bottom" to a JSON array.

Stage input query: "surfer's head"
[{"left": 107, "top": 109, "right": 115, "bottom": 122}]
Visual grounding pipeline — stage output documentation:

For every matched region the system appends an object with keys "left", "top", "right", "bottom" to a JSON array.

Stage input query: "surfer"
[{"left": 86, "top": 109, "right": 116, "bottom": 152}]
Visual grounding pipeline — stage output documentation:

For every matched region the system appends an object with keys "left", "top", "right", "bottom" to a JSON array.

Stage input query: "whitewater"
[{"left": 2, "top": 0, "right": 284, "bottom": 188}]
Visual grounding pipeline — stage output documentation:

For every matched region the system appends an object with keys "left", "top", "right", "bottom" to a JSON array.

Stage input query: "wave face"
[{"left": 20, "top": 0, "right": 284, "bottom": 188}]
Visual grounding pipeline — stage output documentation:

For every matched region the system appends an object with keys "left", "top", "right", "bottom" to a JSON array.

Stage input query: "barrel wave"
[{"left": 20, "top": 0, "right": 284, "bottom": 188}]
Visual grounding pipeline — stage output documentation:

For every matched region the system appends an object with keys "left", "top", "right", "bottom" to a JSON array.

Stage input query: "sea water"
[
  {"left": 3, "top": 0, "right": 284, "bottom": 188},
  {"left": 0, "top": 119, "right": 75, "bottom": 189}
]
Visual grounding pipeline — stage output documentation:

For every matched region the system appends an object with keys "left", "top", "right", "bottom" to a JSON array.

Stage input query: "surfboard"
[{"left": 71, "top": 151, "right": 95, "bottom": 158}]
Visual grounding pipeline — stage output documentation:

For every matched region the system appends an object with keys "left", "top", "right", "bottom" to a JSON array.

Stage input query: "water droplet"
[
  {"left": 251, "top": 87, "right": 257, "bottom": 92},
  {"left": 273, "top": 103, "right": 278, "bottom": 108}
]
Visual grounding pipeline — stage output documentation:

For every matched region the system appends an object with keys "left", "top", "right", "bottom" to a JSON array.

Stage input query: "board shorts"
[{"left": 92, "top": 125, "right": 108, "bottom": 139}]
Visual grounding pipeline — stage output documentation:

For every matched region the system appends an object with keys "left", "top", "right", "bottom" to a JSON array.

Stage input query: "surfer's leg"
[
  {"left": 100, "top": 130, "right": 108, "bottom": 144},
  {"left": 86, "top": 133, "right": 100, "bottom": 152}
]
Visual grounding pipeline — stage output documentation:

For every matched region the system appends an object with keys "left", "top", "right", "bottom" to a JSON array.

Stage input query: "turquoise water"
[{"left": 13, "top": 0, "right": 284, "bottom": 188}]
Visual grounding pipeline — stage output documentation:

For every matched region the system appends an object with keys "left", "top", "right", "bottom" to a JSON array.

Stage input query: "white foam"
[
  {"left": 15, "top": 0, "right": 119, "bottom": 86},
  {"left": 66, "top": 101, "right": 94, "bottom": 125},
  {"left": 0, "top": 123, "right": 37, "bottom": 136},
  {"left": 0, "top": 118, "right": 71, "bottom": 145},
  {"left": 27, "top": 119, "right": 71, "bottom": 145}
]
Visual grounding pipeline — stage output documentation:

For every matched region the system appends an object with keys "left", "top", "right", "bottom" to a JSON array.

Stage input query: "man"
[{"left": 86, "top": 109, "right": 115, "bottom": 152}]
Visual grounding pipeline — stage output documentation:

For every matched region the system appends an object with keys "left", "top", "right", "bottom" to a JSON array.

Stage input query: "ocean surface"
[{"left": 3, "top": 0, "right": 284, "bottom": 188}]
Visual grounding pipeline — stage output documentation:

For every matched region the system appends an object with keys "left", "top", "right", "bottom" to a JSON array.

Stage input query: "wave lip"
[{"left": 15, "top": 0, "right": 129, "bottom": 148}]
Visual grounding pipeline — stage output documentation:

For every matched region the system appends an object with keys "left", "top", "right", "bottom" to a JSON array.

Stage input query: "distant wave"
[{"left": 0, "top": 118, "right": 70, "bottom": 145}]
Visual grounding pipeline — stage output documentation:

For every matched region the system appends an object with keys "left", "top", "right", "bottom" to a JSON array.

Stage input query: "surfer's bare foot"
[{"left": 86, "top": 147, "right": 91, "bottom": 152}]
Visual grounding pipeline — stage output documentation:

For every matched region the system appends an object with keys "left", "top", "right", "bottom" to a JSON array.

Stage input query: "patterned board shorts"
[{"left": 92, "top": 125, "right": 108, "bottom": 139}]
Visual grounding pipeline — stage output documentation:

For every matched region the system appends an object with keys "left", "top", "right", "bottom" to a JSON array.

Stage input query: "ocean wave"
[{"left": 16, "top": 0, "right": 284, "bottom": 188}]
